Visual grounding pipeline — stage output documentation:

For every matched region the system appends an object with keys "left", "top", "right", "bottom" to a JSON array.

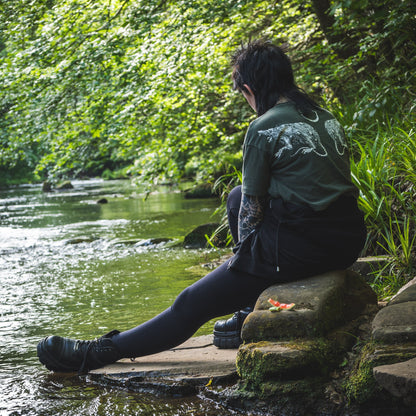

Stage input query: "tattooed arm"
[{"left": 238, "top": 193, "right": 266, "bottom": 242}]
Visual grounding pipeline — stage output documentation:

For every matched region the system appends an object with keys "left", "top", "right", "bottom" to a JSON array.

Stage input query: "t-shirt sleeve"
[{"left": 242, "top": 143, "right": 270, "bottom": 196}]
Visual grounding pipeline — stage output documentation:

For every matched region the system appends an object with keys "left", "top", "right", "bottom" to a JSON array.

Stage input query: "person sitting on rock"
[{"left": 37, "top": 39, "right": 366, "bottom": 373}]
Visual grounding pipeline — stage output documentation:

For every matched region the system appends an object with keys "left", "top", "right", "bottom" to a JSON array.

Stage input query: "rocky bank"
[{"left": 90, "top": 259, "right": 416, "bottom": 415}]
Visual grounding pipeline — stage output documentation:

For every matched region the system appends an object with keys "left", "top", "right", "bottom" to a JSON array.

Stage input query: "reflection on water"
[{"left": 0, "top": 179, "right": 242, "bottom": 416}]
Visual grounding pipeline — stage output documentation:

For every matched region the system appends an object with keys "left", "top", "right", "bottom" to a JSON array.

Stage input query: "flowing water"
[{"left": 0, "top": 179, "right": 244, "bottom": 416}]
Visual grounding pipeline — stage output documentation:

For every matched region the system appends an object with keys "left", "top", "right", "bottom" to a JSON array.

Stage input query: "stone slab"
[
  {"left": 89, "top": 335, "right": 238, "bottom": 384},
  {"left": 242, "top": 271, "right": 344, "bottom": 342},
  {"left": 372, "top": 301, "right": 416, "bottom": 343},
  {"left": 349, "top": 256, "right": 391, "bottom": 282},
  {"left": 236, "top": 339, "right": 339, "bottom": 382},
  {"left": 373, "top": 357, "right": 416, "bottom": 409},
  {"left": 242, "top": 270, "right": 376, "bottom": 342},
  {"left": 389, "top": 277, "right": 416, "bottom": 305}
]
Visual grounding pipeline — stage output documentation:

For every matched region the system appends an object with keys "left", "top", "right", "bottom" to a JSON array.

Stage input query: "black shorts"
[{"left": 228, "top": 195, "right": 367, "bottom": 282}]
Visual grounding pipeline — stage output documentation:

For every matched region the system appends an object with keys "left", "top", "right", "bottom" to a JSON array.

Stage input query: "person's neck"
[{"left": 276, "top": 96, "right": 289, "bottom": 105}]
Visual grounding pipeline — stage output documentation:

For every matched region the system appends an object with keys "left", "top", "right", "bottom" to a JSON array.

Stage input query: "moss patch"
[
  {"left": 237, "top": 338, "right": 344, "bottom": 385},
  {"left": 344, "top": 341, "right": 416, "bottom": 403}
]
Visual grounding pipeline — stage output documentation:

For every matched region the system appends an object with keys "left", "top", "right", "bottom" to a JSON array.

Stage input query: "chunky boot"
[
  {"left": 213, "top": 307, "right": 252, "bottom": 349},
  {"left": 37, "top": 330, "right": 121, "bottom": 373}
]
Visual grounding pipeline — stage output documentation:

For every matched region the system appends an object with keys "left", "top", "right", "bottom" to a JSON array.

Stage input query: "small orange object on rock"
[{"left": 268, "top": 298, "right": 295, "bottom": 311}]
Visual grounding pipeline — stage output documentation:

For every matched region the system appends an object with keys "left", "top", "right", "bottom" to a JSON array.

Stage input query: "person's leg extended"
[
  {"left": 37, "top": 260, "right": 275, "bottom": 372},
  {"left": 111, "top": 260, "right": 274, "bottom": 358}
]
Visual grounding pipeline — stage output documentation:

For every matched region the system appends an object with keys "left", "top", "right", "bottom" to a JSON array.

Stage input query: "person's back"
[{"left": 243, "top": 101, "right": 357, "bottom": 211}]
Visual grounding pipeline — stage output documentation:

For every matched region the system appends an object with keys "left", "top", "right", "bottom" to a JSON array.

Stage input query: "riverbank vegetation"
[{"left": 1, "top": 0, "right": 415, "bottom": 297}]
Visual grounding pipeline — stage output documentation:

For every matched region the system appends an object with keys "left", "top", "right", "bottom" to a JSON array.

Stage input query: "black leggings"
[{"left": 112, "top": 186, "right": 277, "bottom": 358}]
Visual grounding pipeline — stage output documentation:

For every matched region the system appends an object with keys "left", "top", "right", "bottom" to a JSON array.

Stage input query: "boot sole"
[
  {"left": 37, "top": 338, "right": 78, "bottom": 373},
  {"left": 213, "top": 331, "right": 241, "bottom": 349}
]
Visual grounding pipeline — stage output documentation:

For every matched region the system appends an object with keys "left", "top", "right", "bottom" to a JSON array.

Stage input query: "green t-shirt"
[{"left": 242, "top": 102, "right": 358, "bottom": 211}]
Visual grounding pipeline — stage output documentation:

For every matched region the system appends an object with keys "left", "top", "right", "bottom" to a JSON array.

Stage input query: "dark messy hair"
[{"left": 231, "top": 39, "right": 319, "bottom": 116}]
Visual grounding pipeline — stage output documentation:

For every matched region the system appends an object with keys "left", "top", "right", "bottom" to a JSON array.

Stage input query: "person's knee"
[
  {"left": 171, "top": 286, "right": 194, "bottom": 315},
  {"left": 228, "top": 185, "right": 242, "bottom": 202},
  {"left": 227, "top": 185, "right": 242, "bottom": 215},
  {"left": 171, "top": 284, "right": 213, "bottom": 328}
]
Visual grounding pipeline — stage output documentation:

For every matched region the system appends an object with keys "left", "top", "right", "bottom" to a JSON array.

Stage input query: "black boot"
[
  {"left": 213, "top": 307, "right": 252, "bottom": 349},
  {"left": 37, "top": 330, "right": 121, "bottom": 373}
]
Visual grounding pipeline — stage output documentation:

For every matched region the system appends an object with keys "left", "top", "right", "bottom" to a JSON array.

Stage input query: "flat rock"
[
  {"left": 242, "top": 270, "right": 376, "bottom": 342},
  {"left": 373, "top": 357, "right": 416, "bottom": 409},
  {"left": 372, "top": 301, "right": 416, "bottom": 343},
  {"left": 56, "top": 180, "right": 73, "bottom": 190},
  {"left": 183, "top": 223, "right": 223, "bottom": 248},
  {"left": 236, "top": 339, "right": 340, "bottom": 382},
  {"left": 349, "top": 256, "right": 391, "bottom": 282},
  {"left": 89, "top": 335, "right": 238, "bottom": 389},
  {"left": 389, "top": 277, "right": 416, "bottom": 305}
]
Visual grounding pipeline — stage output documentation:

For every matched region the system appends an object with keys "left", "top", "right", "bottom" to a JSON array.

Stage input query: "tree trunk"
[{"left": 310, "top": 0, "right": 357, "bottom": 59}]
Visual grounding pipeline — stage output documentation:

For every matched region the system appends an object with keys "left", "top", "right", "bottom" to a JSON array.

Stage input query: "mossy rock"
[
  {"left": 183, "top": 183, "right": 216, "bottom": 199},
  {"left": 65, "top": 236, "right": 98, "bottom": 244},
  {"left": 243, "top": 272, "right": 346, "bottom": 341},
  {"left": 242, "top": 270, "right": 377, "bottom": 343},
  {"left": 236, "top": 338, "right": 342, "bottom": 384},
  {"left": 344, "top": 342, "right": 416, "bottom": 404},
  {"left": 136, "top": 238, "right": 173, "bottom": 247},
  {"left": 56, "top": 180, "right": 74, "bottom": 190},
  {"left": 183, "top": 223, "right": 226, "bottom": 248},
  {"left": 42, "top": 180, "right": 53, "bottom": 192},
  {"left": 113, "top": 238, "right": 174, "bottom": 246},
  {"left": 237, "top": 375, "right": 324, "bottom": 399},
  {"left": 229, "top": 376, "right": 328, "bottom": 416}
]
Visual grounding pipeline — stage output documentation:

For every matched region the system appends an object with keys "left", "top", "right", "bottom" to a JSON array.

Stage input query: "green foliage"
[
  {"left": 338, "top": 93, "right": 416, "bottom": 298},
  {"left": 1, "top": 0, "right": 416, "bottom": 298},
  {"left": 210, "top": 166, "right": 243, "bottom": 247},
  {"left": 1, "top": 0, "right": 414, "bottom": 184}
]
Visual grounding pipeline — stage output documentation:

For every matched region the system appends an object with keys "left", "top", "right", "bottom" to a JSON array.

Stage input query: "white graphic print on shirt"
[
  {"left": 324, "top": 119, "right": 348, "bottom": 156},
  {"left": 257, "top": 118, "right": 347, "bottom": 159}
]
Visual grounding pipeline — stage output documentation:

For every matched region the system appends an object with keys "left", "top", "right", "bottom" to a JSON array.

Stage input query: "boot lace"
[
  {"left": 77, "top": 330, "right": 120, "bottom": 374},
  {"left": 77, "top": 340, "right": 96, "bottom": 374}
]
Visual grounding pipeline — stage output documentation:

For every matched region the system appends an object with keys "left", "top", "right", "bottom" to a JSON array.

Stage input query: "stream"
[{"left": 0, "top": 179, "right": 247, "bottom": 416}]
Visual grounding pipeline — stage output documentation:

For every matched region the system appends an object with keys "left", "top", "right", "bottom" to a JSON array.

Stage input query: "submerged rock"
[
  {"left": 183, "top": 183, "right": 216, "bottom": 199},
  {"left": 113, "top": 238, "right": 173, "bottom": 246},
  {"left": 42, "top": 181, "right": 53, "bottom": 192},
  {"left": 56, "top": 180, "right": 74, "bottom": 190},
  {"left": 183, "top": 223, "right": 227, "bottom": 248},
  {"left": 136, "top": 238, "right": 173, "bottom": 247},
  {"left": 66, "top": 237, "right": 98, "bottom": 244}
]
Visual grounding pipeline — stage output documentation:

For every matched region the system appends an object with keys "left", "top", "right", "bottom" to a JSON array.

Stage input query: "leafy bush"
[{"left": 1, "top": 0, "right": 415, "bottom": 297}]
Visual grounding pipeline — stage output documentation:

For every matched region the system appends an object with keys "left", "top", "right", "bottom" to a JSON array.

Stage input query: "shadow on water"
[{"left": 0, "top": 179, "right": 249, "bottom": 416}]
